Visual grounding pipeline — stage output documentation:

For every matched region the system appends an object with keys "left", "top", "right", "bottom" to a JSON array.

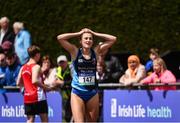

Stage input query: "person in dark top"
[
  {"left": 0, "top": 17, "right": 15, "bottom": 45},
  {"left": 102, "top": 48, "right": 124, "bottom": 83}
]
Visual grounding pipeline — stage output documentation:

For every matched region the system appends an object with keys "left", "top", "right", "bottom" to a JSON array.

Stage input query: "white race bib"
[{"left": 78, "top": 76, "right": 95, "bottom": 85}]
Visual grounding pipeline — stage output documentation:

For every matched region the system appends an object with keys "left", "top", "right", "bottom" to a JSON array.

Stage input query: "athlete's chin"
[{"left": 83, "top": 45, "right": 92, "bottom": 49}]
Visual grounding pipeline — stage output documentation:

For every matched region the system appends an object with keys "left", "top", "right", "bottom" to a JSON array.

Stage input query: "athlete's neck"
[
  {"left": 82, "top": 48, "right": 91, "bottom": 60},
  {"left": 82, "top": 48, "right": 90, "bottom": 55},
  {"left": 27, "top": 58, "right": 37, "bottom": 65}
]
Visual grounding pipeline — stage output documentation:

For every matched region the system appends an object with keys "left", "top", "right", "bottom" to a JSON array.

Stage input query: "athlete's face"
[
  {"left": 35, "top": 53, "right": 41, "bottom": 63},
  {"left": 80, "top": 33, "right": 93, "bottom": 49}
]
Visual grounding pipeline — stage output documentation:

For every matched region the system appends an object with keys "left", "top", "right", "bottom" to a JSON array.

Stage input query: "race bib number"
[{"left": 79, "top": 76, "right": 95, "bottom": 85}]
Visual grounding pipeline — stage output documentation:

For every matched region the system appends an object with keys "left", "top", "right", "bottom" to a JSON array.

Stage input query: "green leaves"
[{"left": 1, "top": 0, "right": 180, "bottom": 61}]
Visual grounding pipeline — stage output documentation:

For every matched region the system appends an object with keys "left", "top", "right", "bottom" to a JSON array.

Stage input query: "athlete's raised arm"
[
  {"left": 57, "top": 30, "right": 84, "bottom": 59},
  {"left": 87, "top": 29, "right": 117, "bottom": 55}
]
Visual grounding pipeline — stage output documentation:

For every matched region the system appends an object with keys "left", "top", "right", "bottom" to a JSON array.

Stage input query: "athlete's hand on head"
[
  {"left": 82, "top": 28, "right": 89, "bottom": 33},
  {"left": 79, "top": 29, "right": 84, "bottom": 35},
  {"left": 87, "top": 28, "right": 94, "bottom": 34},
  {"left": 81, "top": 28, "right": 93, "bottom": 33},
  {"left": 79, "top": 28, "right": 95, "bottom": 36}
]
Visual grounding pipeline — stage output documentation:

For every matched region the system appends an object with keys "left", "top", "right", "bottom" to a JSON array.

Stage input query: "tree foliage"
[{"left": 1, "top": 0, "right": 180, "bottom": 61}]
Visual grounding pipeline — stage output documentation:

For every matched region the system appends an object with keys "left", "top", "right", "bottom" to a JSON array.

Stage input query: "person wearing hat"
[
  {"left": 56, "top": 55, "right": 72, "bottom": 82},
  {"left": 56, "top": 55, "right": 72, "bottom": 122}
]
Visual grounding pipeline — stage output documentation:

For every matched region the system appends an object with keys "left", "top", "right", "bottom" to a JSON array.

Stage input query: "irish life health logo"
[{"left": 111, "top": 98, "right": 117, "bottom": 117}]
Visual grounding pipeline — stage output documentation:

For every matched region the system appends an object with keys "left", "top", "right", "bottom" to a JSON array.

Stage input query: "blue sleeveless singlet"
[{"left": 71, "top": 48, "right": 98, "bottom": 102}]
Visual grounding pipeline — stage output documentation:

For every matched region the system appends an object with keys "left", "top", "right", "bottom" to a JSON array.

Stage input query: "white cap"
[{"left": 57, "top": 55, "right": 67, "bottom": 63}]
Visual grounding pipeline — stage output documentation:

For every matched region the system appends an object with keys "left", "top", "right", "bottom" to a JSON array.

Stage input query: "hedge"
[{"left": 1, "top": 0, "right": 180, "bottom": 61}]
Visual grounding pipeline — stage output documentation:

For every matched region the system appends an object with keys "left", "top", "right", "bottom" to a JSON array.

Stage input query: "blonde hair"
[
  {"left": 153, "top": 58, "right": 167, "bottom": 70},
  {"left": 13, "top": 22, "right": 24, "bottom": 30}
]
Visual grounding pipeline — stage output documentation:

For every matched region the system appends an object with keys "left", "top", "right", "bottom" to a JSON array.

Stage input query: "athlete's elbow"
[
  {"left": 57, "top": 35, "right": 66, "bottom": 44},
  {"left": 57, "top": 35, "right": 62, "bottom": 41},
  {"left": 112, "top": 36, "right": 117, "bottom": 43},
  {"left": 112, "top": 36, "right": 117, "bottom": 42}
]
